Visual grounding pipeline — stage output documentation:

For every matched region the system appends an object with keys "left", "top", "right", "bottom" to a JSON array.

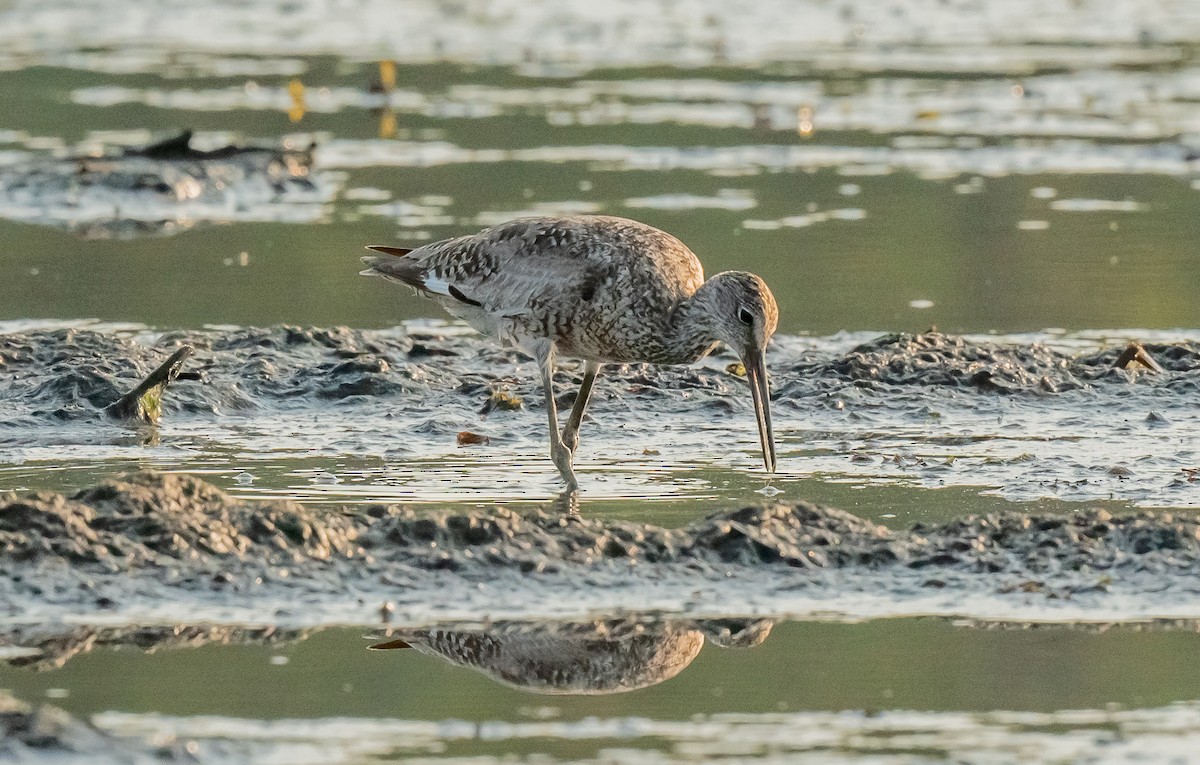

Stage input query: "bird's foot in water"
[{"left": 550, "top": 486, "right": 580, "bottom": 514}]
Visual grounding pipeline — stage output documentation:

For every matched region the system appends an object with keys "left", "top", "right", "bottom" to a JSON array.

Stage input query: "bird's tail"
[
  {"left": 360, "top": 245, "right": 421, "bottom": 286},
  {"left": 368, "top": 637, "right": 413, "bottom": 650}
]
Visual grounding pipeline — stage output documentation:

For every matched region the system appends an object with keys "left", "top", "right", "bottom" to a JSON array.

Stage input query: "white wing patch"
[{"left": 422, "top": 275, "right": 453, "bottom": 297}]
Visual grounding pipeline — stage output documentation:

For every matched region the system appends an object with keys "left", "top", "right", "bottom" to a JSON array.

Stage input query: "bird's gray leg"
[
  {"left": 536, "top": 342, "right": 578, "bottom": 488},
  {"left": 561, "top": 361, "right": 601, "bottom": 454}
]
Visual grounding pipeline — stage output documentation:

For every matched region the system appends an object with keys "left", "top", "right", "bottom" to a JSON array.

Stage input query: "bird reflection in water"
[{"left": 368, "top": 616, "right": 774, "bottom": 695}]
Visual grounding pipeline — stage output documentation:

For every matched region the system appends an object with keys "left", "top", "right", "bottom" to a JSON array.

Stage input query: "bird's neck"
[{"left": 667, "top": 289, "right": 721, "bottom": 364}]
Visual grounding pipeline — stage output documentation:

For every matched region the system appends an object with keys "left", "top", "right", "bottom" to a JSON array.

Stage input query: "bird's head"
[{"left": 702, "top": 271, "right": 779, "bottom": 473}]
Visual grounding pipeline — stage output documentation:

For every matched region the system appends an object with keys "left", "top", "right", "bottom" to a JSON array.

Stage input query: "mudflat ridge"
[
  {"left": 6, "top": 472, "right": 1200, "bottom": 575},
  {"left": 2, "top": 473, "right": 1199, "bottom": 631}
]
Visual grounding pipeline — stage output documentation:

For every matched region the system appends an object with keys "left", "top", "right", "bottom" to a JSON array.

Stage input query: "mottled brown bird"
[{"left": 361, "top": 214, "right": 778, "bottom": 488}]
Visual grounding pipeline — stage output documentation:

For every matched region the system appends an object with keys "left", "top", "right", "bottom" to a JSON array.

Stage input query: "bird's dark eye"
[{"left": 737, "top": 307, "right": 754, "bottom": 325}]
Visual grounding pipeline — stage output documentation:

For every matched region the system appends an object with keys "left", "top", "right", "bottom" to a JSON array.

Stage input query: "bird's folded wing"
[{"left": 394, "top": 232, "right": 606, "bottom": 318}]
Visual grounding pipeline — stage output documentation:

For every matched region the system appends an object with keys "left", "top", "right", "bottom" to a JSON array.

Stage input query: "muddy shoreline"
[
  {"left": 5, "top": 326, "right": 1195, "bottom": 421},
  {"left": 4, "top": 323, "right": 1199, "bottom": 507},
  {"left": 3, "top": 472, "right": 1200, "bottom": 643}
]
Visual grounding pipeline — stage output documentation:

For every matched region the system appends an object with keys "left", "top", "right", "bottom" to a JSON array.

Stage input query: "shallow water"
[
  {"left": 9, "top": 619, "right": 1200, "bottom": 763},
  {"left": 0, "top": 3, "right": 1199, "bottom": 334},
  {"left": 2, "top": 1, "right": 1200, "bottom": 762}
]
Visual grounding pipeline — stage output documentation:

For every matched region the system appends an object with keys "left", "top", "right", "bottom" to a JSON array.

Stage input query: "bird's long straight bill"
[{"left": 744, "top": 350, "right": 776, "bottom": 473}]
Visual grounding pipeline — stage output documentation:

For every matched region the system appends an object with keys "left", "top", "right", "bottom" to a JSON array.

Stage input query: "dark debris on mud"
[
  {"left": 0, "top": 131, "right": 319, "bottom": 240},
  {"left": 2, "top": 473, "right": 1199, "bottom": 595},
  {"left": 3, "top": 327, "right": 1199, "bottom": 429}
]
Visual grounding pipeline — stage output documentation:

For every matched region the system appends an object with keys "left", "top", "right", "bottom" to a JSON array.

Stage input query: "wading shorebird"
[{"left": 360, "top": 215, "right": 778, "bottom": 488}]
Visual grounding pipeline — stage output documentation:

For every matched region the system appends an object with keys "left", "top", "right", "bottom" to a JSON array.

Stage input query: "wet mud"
[
  {"left": 787, "top": 332, "right": 1192, "bottom": 394},
  {"left": 7, "top": 471, "right": 1200, "bottom": 577},
  {"left": 2, "top": 325, "right": 418, "bottom": 422},
  {"left": 4, "top": 326, "right": 1197, "bottom": 423},
  {"left": 4, "top": 472, "right": 1200, "bottom": 635},
  {"left": 0, "top": 131, "right": 323, "bottom": 239},
  {"left": 5, "top": 324, "right": 1200, "bottom": 506}
]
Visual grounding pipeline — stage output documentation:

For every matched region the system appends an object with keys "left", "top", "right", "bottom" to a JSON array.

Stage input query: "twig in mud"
[{"left": 105, "top": 346, "right": 195, "bottom": 423}]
